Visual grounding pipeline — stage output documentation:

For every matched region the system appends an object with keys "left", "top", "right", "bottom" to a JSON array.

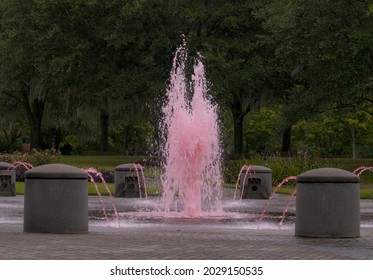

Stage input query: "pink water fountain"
[
  {"left": 88, "top": 42, "right": 297, "bottom": 227},
  {"left": 160, "top": 42, "right": 223, "bottom": 217}
]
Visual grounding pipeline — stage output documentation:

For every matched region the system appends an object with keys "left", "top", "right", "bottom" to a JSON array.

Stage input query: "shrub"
[
  {"left": 0, "top": 149, "right": 62, "bottom": 166},
  {"left": 0, "top": 149, "right": 62, "bottom": 181},
  {"left": 22, "top": 149, "right": 62, "bottom": 166}
]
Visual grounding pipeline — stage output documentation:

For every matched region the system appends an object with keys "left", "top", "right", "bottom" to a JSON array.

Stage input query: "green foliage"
[
  {"left": 22, "top": 149, "right": 62, "bottom": 166},
  {"left": 0, "top": 131, "right": 23, "bottom": 152},
  {"left": 60, "top": 135, "right": 83, "bottom": 155},
  {"left": 109, "top": 121, "right": 154, "bottom": 155},
  {"left": 257, "top": 0, "right": 373, "bottom": 118},
  {"left": 293, "top": 109, "right": 373, "bottom": 157},
  {"left": 0, "top": 148, "right": 61, "bottom": 166},
  {"left": 0, "top": 0, "right": 372, "bottom": 158},
  {"left": 244, "top": 107, "right": 282, "bottom": 154}
]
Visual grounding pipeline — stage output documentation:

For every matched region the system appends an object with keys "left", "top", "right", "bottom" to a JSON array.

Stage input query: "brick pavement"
[{"left": 0, "top": 195, "right": 373, "bottom": 260}]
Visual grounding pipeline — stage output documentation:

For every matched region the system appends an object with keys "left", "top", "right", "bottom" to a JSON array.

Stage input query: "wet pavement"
[{"left": 1, "top": 189, "right": 373, "bottom": 259}]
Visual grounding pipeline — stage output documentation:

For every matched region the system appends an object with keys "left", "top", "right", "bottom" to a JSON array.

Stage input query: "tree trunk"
[
  {"left": 100, "top": 95, "right": 109, "bottom": 152},
  {"left": 3, "top": 129, "right": 13, "bottom": 152},
  {"left": 233, "top": 117, "right": 244, "bottom": 157},
  {"left": 231, "top": 101, "right": 246, "bottom": 157},
  {"left": 54, "top": 128, "right": 64, "bottom": 151},
  {"left": 3, "top": 127, "right": 22, "bottom": 152},
  {"left": 351, "top": 127, "right": 356, "bottom": 159},
  {"left": 21, "top": 82, "right": 46, "bottom": 150},
  {"left": 29, "top": 115, "right": 43, "bottom": 150},
  {"left": 281, "top": 125, "right": 292, "bottom": 156}
]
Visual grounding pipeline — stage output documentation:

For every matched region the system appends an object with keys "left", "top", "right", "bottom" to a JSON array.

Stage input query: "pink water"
[
  {"left": 160, "top": 42, "right": 222, "bottom": 217},
  {"left": 353, "top": 166, "right": 373, "bottom": 176},
  {"left": 257, "top": 175, "right": 297, "bottom": 229},
  {"left": 83, "top": 167, "right": 120, "bottom": 227},
  {"left": 129, "top": 163, "right": 147, "bottom": 199},
  {"left": 233, "top": 165, "right": 257, "bottom": 200},
  {"left": 7, "top": 161, "right": 34, "bottom": 172}
]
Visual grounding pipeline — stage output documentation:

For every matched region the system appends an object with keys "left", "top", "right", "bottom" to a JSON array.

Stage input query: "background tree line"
[{"left": 0, "top": 0, "right": 372, "bottom": 158}]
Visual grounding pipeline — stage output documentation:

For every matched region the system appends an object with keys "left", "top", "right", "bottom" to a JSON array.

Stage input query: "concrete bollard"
[
  {"left": 114, "top": 164, "right": 145, "bottom": 198},
  {"left": 24, "top": 164, "right": 88, "bottom": 233},
  {"left": 295, "top": 168, "right": 360, "bottom": 238},
  {"left": 240, "top": 165, "right": 272, "bottom": 199},
  {"left": 0, "top": 162, "right": 16, "bottom": 196}
]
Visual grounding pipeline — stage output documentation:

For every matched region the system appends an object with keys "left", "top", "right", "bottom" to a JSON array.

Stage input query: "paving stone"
[{"left": 0, "top": 195, "right": 372, "bottom": 259}]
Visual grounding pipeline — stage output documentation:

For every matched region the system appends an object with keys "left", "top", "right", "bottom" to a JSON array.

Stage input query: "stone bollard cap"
[
  {"left": 243, "top": 165, "right": 271, "bottom": 173},
  {"left": 297, "top": 168, "right": 359, "bottom": 183},
  {"left": 25, "top": 164, "right": 87, "bottom": 179},
  {"left": 0, "top": 162, "right": 13, "bottom": 170},
  {"left": 115, "top": 163, "right": 145, "bottom": 171}
]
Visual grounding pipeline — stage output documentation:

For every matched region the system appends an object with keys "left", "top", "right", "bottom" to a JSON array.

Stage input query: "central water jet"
[{"left": 160, "top": 42, "right": 222, "bottom": 217}]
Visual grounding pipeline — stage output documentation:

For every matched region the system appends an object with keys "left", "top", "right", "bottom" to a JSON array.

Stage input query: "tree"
[
  {"left": 254, "top": 0, "right": 373, "bottom": 155},
  {"left": 0, "top": 96, "right": 25, "bottom": 152},
  {"left": 173, "top": 0, "right": 271, "bottom": 157},
  {"left": 259, "top": 0, "right": 372, "bottom": 110},
  {"left": 0, "top": 0, "right": 89, "bottom": 149},
  {"left": 65, "top": 0, "right": 179, "bottom": 152},
  {"left": 292, "top": 108, "right": 373, "bottom": 158}
]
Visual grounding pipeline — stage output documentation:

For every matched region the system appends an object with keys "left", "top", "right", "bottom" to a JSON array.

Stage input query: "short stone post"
[
  {"left": 240, "top": 165, "right": 272, "bottom": 199},
  {"left": 24, "top": 164, "right": 88, "bottom": 233},
  {"left": 114, "top": 164, "right": 146, "bottom": 198},
  {"left": 295, "top": 168, "right": 360, "bottom": 238},
  {"left": 0, "top": 162, "right": 16, "bottom": 196}
]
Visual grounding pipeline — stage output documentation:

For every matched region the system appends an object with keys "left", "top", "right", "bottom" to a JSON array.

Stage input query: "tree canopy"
[{"left": 0, "top": 0, "right": 372, "bottom": 158}]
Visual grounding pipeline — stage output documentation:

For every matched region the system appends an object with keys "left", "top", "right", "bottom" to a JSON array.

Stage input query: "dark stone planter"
[
  {"left": 295, "top": 168, "right": 360, "bottom": 238},
  {"left": 240, "top": 165, "right": 272, "bottom": 199},
  {"left": 114, "top": 164, "right": 146, "bottom": 198},
  {"left": 0, "top": 162, "right": 16, "bottom": 196},
  {"left": 24, "top": 164, "right": 88, "bottom": 233}
]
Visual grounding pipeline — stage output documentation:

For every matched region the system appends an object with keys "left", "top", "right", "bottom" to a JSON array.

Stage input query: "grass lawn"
[
  {"left": 16, "top": 182, "right": 115, "bottom": 196},
  {"left": 13, "top": 156, "right": 373, "bottom": 199},
  {"left": 59, "top": 155, "right": 146, "bottom": 170},
  {"left": 274, "top": 187, "right": 373, "bottom": 199},
  {"left": 332, "top": 158, "right": 373, "bottom": 184},
  {"left": 15, "top": 182, "right": 373, "bottom": 198},
  {"left": 334, "top": 158, "right": 373, "bottom": 171},
  {"left": 16, "top": 181, "right": 163, "bottom": 196}
]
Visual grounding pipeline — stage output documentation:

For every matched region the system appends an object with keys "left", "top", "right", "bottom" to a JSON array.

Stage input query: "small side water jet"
[
  {"left": 160, "top": 42, "right": 222, "bottom": 217},
  {"left": 257, "top": 175, "right": 297, "bottom": 229},
  {"left": 8, "top": 161, "right": 34, "bottom": 171},
  {"left": 0, "top": 161, "right": 34, "bottom": 196},
  {"left": 83, "top": 168, "right": 120, "bottom": 227},
  {"left": 233, "top": 165, "right": 256, "bottom": 200},
  {"left": 353, "top": 166, "right": 373, "bottom": 176},
  {"left": 129, "top": 163, "right": 148, "bottom": 199},
  {"left": 278, "top": 188, "right": 297, "bottom": 228},
  {"left": 114, "top": 163, "right": 148, "bottom": 199}
]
